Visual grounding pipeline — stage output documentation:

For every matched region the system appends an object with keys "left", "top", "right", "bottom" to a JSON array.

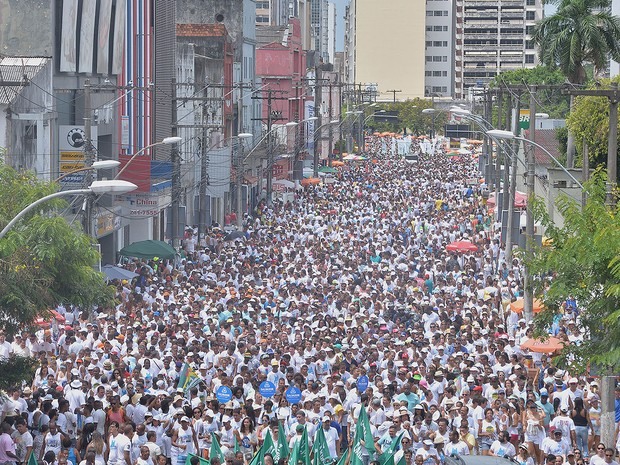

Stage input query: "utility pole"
[
  {"left": 198, "top": 123, "right": 208, "bottom": 243},
  {"left": 524, "top": 85, "right": 537, "bottom": 322},
  {"left": 236, "top": 139, "right": 244, "bottom": 229},
  {"left": 505, "top": 91, "right": 522, "bottom": 265},
  {"left": 502, "top": 92, "right": 513, "bottom": 217},
  {"left": 563, "top": 83, "right": 620, "bottom": 206},
  {"left": 313, "top": 65, "right": 323, "bottom": 177},
  {"left": 601, "top": 376, "right": 617, "bottom": 450},
  {"left": 266, "top": 91, "right": 274, "bottom": 203},
  {"left": 386, "top": 89, "right": 401, "bottom": 103},
  {"left": 171, "top": 78, "right": 181, "bottom": 249},
  {"left": 328, "top": 79, "right": 334, "bottom": 166},
  {"left": 83, "top": 79, "right": 93, "bottom": 236},
  {"left": 494, "top": 90, "right": 503, "bottom": 221},
  {"left": 582, "top": 140, "right": 589, "bottom": 209}
]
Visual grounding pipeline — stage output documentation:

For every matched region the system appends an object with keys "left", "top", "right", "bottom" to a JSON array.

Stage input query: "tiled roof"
[
  {"left": 0, "top": 56, "right": 50, "bottom": 105},
  {"left": 523, "top": 129, "right": 560, "bottom": 166},
  {"left": 256, "top": 25, "right": 287, "bottom": 47}
]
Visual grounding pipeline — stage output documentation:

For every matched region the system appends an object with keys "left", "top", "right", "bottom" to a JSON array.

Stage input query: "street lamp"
[
  {"left": 55, "top": 160, "right": 121, "bottom": 183},
  {"left": 115, "top": 136, "right": 182, "bottom": 180},
  {"left": 487, "top": 128, "right": 585, "bottom": 322},
  {"left": 0, "top": 180, "right": 137, "bottom": 240},
  {"left": 233, "top": 133, "right": 254, "bottom": 229}
]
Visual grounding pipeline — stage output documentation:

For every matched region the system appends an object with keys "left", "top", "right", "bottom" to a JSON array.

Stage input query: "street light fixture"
[
  {"left": 55, "top": 160, "right": 121, "bottom": 183},
  {"left": 0, "top": 180, "right": 137, "bottom": 240},
  {"left": 115, "top": 136, "right": 183, "bottom": 180}
]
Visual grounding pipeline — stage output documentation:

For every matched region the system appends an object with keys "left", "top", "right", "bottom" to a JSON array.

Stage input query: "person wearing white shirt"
[{"left": 444, "top": 430, "right": 469, "bottom": 456}]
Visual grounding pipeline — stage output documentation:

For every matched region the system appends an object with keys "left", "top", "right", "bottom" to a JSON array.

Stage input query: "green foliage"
[
  {"left": 566, "top": 77, "right": 620, "bottom": 170},
  {"left": 363, "top": 100, "right": 447, "bottom": 136},
  {"left": 556, "top": 126, "right": 568, "bottom": 159},
  {"left": 0, "top": 162, "right": 114, "bottom": 336},
  {"left": 489, "top": 66, "right": 571, "bottom": 120},
  {"left": 533, "top": 0, "right": 620, "bottom": 85},
  {"left": 0, "top": 356, "right": 38, "bottom": 393},
  {"left": 527, "top": 169, "right": 620, "bottom": 370}
]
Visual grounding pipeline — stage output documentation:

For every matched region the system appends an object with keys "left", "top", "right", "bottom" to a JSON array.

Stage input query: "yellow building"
[{"left": 345, "top": 0, "right": 426, "bottom": 101}]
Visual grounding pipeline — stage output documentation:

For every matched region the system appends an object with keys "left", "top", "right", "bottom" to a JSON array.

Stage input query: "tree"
[
  {"left": 489, "top": 66, "right": 570, "bottom": 119},
  {"left": 0, "top": 161, "right": 114, "bottom": 387},
  {"left": 528, "top": 170, "right": 620, "bottom": 370},
  {"left": 533, "top": 0, "right": 620, "bottom": 166},
  {"left": 565, "top": 77, "right": 620, "bottom": 169},
  {"left": 533, "top": 0, "right": 620, "bottom": 85}
]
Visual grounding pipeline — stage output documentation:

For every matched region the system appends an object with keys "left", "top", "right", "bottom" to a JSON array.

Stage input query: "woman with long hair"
[
  {"left": 570, "top": 397, "right": 591, "bottom": 457},
  {"left": 522, "top": 399, "right": 545, "bottom": 465},
  {"left": 86, "top": 432, "right": 106, "bottom": 465},
  {"left": 234, "top": 417, "right": 257, "bottom": 461}
]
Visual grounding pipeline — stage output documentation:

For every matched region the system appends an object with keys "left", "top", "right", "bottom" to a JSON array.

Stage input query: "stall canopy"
[{"left": 119, "top": 240, "right": 176, "bottom": 260}]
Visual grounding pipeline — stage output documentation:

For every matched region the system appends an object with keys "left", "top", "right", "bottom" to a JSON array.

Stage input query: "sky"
[{"left": 332, "top": 0, "right": 349, "bottom": 51}]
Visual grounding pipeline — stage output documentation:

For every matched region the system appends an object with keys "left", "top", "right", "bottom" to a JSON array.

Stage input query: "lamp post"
[
  {"left": 55, "top": 160, "right": 120, "bottom": 183},
  {"left": 0, "top": 180, "right": 137, "bottom": 240},
  {"left": 243, "top": 122, "right": 300, "bottom": 203},
  {"left": 115, "top": 137, "right": 183, "bottom": 180},
  {"left": 487, "top": 128, "right": 585, "bottom": 321},
  {"left": 234, "top": 133, "right": 254, "bottom": 229}
]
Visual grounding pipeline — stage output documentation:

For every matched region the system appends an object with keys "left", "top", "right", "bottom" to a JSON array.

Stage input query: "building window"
[
  {"left": 426, "top": 71, "right": 432, "bottom": 76},
  {"left": 433, "top": 70, "right": 442, "bottom": 76},
  {"left": 256, "top": 1, "right": 270, "bottom": 8},
  {"left": 525, "top": 11, "right": 535, "bottom": 20},
  {"left": 525, "top": 54, "right": 535, "bottom": 63},
  {"left": 256, "top": 15, "right": 269, "bottom": 23},
  {"left": 443, "top": 26, "right": 448, "bottom": 31},
  {"left": 526, "top": 25, "right": 534, "bottom": 34},
  {"left": 427, "top": 10, "right": 434, "bottom": 15},
  {"left": 426, "top": 41, "right": 433, "bottom": 47},
  {"left": 433, "top": 25, "right": 443, "bottom": 31},
  {"left": 525, "top": 40, "right": 534, "bottom": 49},
  {"left": 443, "top": 56, "right": 448, "bottom": 61},
  {"left": 433, "top": 10, "right": 443, "bottom": 16},
  {"left": 426, "top": 25, "right": 433, "bottom": 31},
  {"left": 433, "top": 56, "right": 442, "bottom": 62},
  {"left": 443, "top": 71, "right": 448, "bottom": 76},
  {"left": 444, "top": 10, "right": 449, "bottom": 15},
  {"left": 526, "top": 0, "right": 535, "bottom": 5},
  {"left": 426, "top": 55, "right": 433, "bottom": 62}
]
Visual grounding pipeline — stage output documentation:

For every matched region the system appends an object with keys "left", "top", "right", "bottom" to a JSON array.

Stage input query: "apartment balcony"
[{"left": 463, "top": 32, "right": 499, "bottom": 39}]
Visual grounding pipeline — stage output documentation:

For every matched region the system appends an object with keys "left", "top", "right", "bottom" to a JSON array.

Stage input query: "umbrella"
[
  {"left": 119, "top": 240, "right": 177, "bottom": 260},
  {"left": 35, "top": 309, "right": 66, "bottom": 328},
  {"left": 331, "top": 161, "right": 345, "bottom": 167},
  {"left": 520, "top": 336, "right": 564, "bottom": 354},
  {"left": 301, "top": 177, "right": 321, "bottom": 186},
  {"left": 101, "top": 265, "right": 139, "bottom": 282},
  {"left": 509, "top": 298, "right": 544, "bottom": 314},
  {"left": 223, "top": 231, "right": 246, "bottom": 241},
  {"left": 318, "top": 166, "right": 338, "bottom": 174},
  {"left": 446, "top": 240, "right": 478, "bottom": 252},
  {"left": 487, "top": 191, "right": 527, "bottom": 208},
  {"left": 273, "top": 179, "right": 295, "bottom": 189}
]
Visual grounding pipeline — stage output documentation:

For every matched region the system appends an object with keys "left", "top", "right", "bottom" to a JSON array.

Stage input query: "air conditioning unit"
[{"left": 552, "top": 180, "right": 567, "bottom": 188}]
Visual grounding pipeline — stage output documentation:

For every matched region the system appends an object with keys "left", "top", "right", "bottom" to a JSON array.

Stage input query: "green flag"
[
  {"left": 334, "top": 450, "right": 349, "bottom": 465},
  {"left": 27, "top": 452, "right": 39, "bottom": 465},
  {"left": 184, "top": 453, "right": 210, "bottom": 465},
  {"left": 277, "top": 421, "right": 290, "bottom": 460},
  {"left": 395, "top": 452, "right": 406, "bottom": 465},
  {"left": 312, "top": 426, "right": 333, "bottom": 465},
  {"left": 289, "top": 439, "right": 301, "bottom": 465},
  {"left": 299, "top": 426, "right": 311, "bottom": 465},
  {"left": 378, "top": 431, "right": 404, "bottom": 465},
  {"left": 263, "top": 430, "right": 276, "bottom": 458},
  {"left": 210, "top": 432, "right": 225, "bottom": 463},
  {"left": 350, "top": 406, "right": 376, "bottom": 465},
  {"left": 234, "top": 436, "right": 241, "bottom": 455},
  {"left": 248, "top": 442, "right": 266, "bottom": 465}
]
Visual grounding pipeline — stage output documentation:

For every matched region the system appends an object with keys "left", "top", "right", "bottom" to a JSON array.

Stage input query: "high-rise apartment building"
[
  {"left": 344, "top": 0, "right": 426, "bottom": 101},
  {"left": 454, "top": 0, "right": 542, "bottom": 98},
  {"left": 425, "top": 0, "right": 456, "bottom": 97}
]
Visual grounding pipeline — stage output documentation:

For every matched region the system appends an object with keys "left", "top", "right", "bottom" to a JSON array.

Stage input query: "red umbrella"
[
  {"left": 520, "top": 336, "right": 564, "bottom": 354},
  {"left": 446, "top": 240, "right": 478, "bottom": 253}
]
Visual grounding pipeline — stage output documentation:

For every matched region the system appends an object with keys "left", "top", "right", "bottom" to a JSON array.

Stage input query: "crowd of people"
[{"left": 0, "top": 139, "right": 619, "bottom": 465}]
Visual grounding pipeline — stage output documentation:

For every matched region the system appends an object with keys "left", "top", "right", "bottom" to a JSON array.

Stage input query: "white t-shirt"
[{"left": 108, "top": 434, "right": 131, "bottom": 465}]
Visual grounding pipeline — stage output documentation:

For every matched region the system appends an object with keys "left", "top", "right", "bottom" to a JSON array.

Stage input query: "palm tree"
[
  {"left": 533, "top": 0, "right": 620, "bottom": 167},
  {"left": 533, "top": 0, "right": 620, "bottom": 85}
]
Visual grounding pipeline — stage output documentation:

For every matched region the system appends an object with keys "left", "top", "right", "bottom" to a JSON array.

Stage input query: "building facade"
[
  {"left": 455, "top": 0, "right": 542, "bottom": 98},
  {"left": 425, "top": 0, "right": 456, "bottom": 97},
  {"left": 345, "top": 0, "right": 426, "bottom": 101}
]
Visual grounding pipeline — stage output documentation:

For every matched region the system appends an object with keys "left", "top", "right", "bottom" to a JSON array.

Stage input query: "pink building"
[{"left": 256, "top": 18, "right": 307, "bottom": 124}]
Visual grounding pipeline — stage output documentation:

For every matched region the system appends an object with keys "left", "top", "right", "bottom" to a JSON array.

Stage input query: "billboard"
[
  {"left": 97, "top": 0, "right": 113, "bottom": 74},
  {"left": 58, "top": 125, "right": 98, "bottom": 187},
  {"left": 59, "top": 0, "right": 78, "bottom": 72},
  {"left": 78, "top": 0, "right": 97, "bottom": 74},
  {"left": 111, "top": 0, "right": 126, "bottom": 75}
]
